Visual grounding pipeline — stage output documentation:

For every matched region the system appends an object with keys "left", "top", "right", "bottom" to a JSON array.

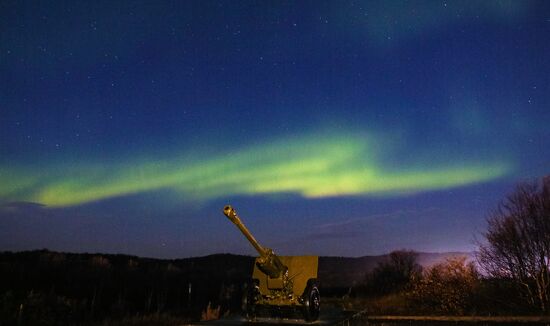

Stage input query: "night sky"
[{"left": 1, "top": 1, "right": 549, "bottom": 258}]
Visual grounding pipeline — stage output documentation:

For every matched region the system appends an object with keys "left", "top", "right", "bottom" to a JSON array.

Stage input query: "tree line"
[
  {"left": 0, "top": 253, "right": 252, "bottom": 325},
  {"left": 354, "top": 176, "right": 550, "bottom": 315}
]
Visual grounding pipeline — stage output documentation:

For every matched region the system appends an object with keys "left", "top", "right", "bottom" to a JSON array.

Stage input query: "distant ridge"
[
  {"left": 319, "top": 252, "right": 473, "bottom": 287},
  {"left": 0, "top": 249, "right": 471, "bottom": 288}
]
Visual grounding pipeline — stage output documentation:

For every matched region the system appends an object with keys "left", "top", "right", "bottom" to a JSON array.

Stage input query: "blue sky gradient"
[{"left": 1, "top": 0, "right": 549, "bottom": 257}]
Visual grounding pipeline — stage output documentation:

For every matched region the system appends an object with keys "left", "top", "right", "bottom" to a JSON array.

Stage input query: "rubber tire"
[{"left": 303, "top": 282, "right": 320, "bottom": 322}]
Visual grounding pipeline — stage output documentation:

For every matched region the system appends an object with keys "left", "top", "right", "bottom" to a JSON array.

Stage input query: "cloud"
[
  {"left": 0, "top": 201, "right": 46, "bottom": 214},
  {"left": 308, "top": 208, "right": 442, "bottom": 238},
  {"left": 0, "top": 131, "right": 511, "bottom": 207}
]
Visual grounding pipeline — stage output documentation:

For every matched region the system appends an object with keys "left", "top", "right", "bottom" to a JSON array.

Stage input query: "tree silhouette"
[
  {"left": 478, "top": 176, "right": 550, "bottom": 312},
  {"left": 365, "top": 250, "right": 422, "bottom": 294}
]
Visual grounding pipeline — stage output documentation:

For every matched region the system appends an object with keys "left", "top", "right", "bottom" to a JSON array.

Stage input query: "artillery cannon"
[{"left": 222, "top": 205, "right": 320, "bottom": 321}]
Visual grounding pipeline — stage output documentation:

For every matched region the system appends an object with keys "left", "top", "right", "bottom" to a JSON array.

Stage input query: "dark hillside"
[
  {"left": 0, "top": 250, "right": 470, "bottom": 324},
  {"left": 0, "top": 250, "right": 253, "bottom": 324}
]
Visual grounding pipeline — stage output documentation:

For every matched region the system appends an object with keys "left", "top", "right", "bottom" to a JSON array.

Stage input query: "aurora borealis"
[
  {"left": 1, "top": 1, "right": 549, "bottom": 257},
  {"left": 2, "top": 131, "right": 511, "bottom": 207}
]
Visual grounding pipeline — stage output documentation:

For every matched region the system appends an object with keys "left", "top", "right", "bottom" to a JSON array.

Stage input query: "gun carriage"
[{"left": 222, "top": 205, "right": 320, "bottom": 321}]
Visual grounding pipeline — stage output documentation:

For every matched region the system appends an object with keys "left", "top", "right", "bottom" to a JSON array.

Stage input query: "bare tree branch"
[{"left": 477, "top": 176, "right": 550, "bottom": 312}]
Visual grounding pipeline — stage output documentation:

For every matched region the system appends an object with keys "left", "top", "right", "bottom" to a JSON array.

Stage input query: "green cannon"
[{"left": 222, "top": 205, "right": 320, "bottom": 321}]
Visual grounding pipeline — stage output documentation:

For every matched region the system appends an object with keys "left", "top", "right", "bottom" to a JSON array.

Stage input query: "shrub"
[{"left": 409, "top": 256, "right": 479, "bottom": 315}]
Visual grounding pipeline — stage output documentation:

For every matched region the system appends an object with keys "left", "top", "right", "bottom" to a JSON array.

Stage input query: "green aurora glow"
[{"left": 0, "top": 132, "right": 512, "bottom": 207}]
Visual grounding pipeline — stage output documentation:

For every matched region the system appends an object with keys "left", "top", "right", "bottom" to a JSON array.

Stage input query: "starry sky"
[{"left": 1, "top": 1, "right": 549, "bottom": 258}]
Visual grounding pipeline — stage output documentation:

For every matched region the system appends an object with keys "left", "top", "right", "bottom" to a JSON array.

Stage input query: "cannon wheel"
[
  {"left": 302, "top": 279, "right": 320, "bottom": 322},
  {"left": 242, "top": 280, "right": 258, "bottom": 320}
]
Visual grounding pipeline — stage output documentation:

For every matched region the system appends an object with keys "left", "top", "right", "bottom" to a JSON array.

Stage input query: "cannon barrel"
[
  {"left": 223, "top": 205, "right": 267, "bottom": 256},
  {"left": 223, "top": 205, "right": 287, "bottom": 279}
]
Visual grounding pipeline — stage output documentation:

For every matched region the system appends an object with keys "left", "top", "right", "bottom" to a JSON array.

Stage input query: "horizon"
[
  {"left": 1, "top": 1, "right": 549, "bottom": 258},
  {"left": 0, "top": 247, "right": 474, "bottom": 261}
]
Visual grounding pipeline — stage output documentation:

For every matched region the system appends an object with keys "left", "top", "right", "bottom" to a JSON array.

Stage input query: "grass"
[
  {"left": 324, "top": 294, "right": 412, "bottom": 315},
  {"left": 89, "top": 313, "right": 191, "bottom": 326}
]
